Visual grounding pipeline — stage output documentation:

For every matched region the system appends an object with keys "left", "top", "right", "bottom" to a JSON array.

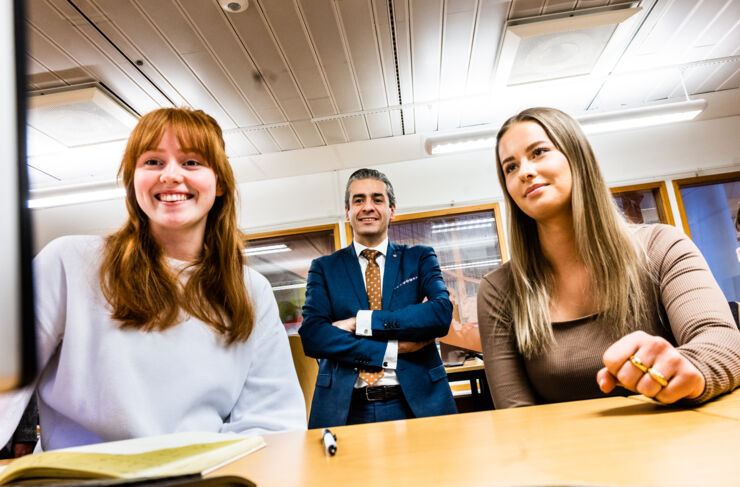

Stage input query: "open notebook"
[{"left": 0, "top": 432, "right": 264, "bottom": 486}]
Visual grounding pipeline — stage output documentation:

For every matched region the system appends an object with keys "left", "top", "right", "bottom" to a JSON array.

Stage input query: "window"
[
  {"left": 610, "top": 182, "right": 674, "bottom": 225},
  {"left": 245, "top": 225, "right": 340, "bottom": 334},
  {"left": 386, "top": 204, "right": 508, "bottom": 353},
  {"left": 674, "top": 172, "right": 740, "bottom": 301}
]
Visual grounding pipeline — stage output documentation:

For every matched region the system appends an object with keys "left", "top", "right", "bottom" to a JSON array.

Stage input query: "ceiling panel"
[
  {"left": 244, "top": 129, "right": 281, "bottom": 154},
  {"left": 693, "top": 61, "right": 740, "bottom": 93},
  {"left": 227, "top": 3, "right": 310, "bottom": 121},
  {"left": 542, "top": 0, "right": 577, "bottom": 15},
  {"left": 510, "top": 0, "right": 543, "bottom": 19},
  {"left": 409, "top": 0, "right": 444, "bottom": 132},
  {"left": 342, "top": 115, "right": 371, "bottom": 141},
  {"left": 22, "top": 0, "right": 740, "bottom": 190},
  {"left": 315, "top": 119, "right": 347, "bottom": 145},
  {"left": 27, "top": 0, "right": 167, "bottom": 112},
  {"left": 718, "top": 67, "right": 740, "bottom": 91},
  {"left": 64, "top": 0, "right": 186, "bottom": 110},
  {"left": 299, "top": 0, "right": 362, "bottom": 114},
  {"left": 178, "top": 0, "right": 288, "bottom": 125},
  {"left": 291, "top": 120, "right": 326, "bottom": 148},
  {"left": 223, "top": 132, "right": 259, "bottom": 158},
  {"left": 390, "top": 0, "right": 415, "bottom": 134},
  {"left": 695, "top": 0, "right": 740, "bottom": 49},
  {"left": 371, "top": 0, "right": 404, "bottom": 115},
  {"left": 180, "top": 50, "right": 261, "bottom": 127},
  {"left": 260, "top": 0, "right": 329, "bottom": 117},
  {"left": 437, "top": 0, "right": 477, "bottom": 130},
  {"left": 90, "top": 0, "right": 235, "bottom": 126},
  {"left": 267, "top": 126, "right": 302, "bottom": 151},
  {"left": 336, "top": 0, "right": 389, "bottom": 110},
  {"left": 365, "top": 111, "right": 393, "bottom": 139}
]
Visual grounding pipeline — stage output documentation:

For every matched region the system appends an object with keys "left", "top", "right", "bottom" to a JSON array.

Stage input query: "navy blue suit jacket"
[{"left": 299, "top": 241, "right": 457, "bottom": 428}]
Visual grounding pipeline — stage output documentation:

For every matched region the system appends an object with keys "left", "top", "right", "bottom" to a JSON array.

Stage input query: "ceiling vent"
[
  {"left": 495, "top": 4, "right": 641, "bottom": 87},
  {"left": 27, "top": 84, "right": 138, "bottom": 148}
]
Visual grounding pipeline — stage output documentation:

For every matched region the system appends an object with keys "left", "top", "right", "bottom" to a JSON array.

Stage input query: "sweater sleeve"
[
  {"left": 0, "top": 237, "right": 72, "bottom": 446},
  {"left": 221, "top": 270, "right": 307, "bottom": 435},
  {"left": 648, "top": 224, "right": 740, "bottom": 403},
  {"left": 477, "top": 266, "right": 537, "bottom": 408}
]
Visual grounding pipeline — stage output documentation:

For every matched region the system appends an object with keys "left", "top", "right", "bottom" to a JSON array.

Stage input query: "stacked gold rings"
[{"left": 629, "top": 355, "right": 669, "bottom": 387}]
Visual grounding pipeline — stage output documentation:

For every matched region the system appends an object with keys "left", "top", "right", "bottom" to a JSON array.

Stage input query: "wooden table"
[
  {"left": 444, "top": 357, "right": 493, "bottom": 410},
  {"left": 215, "top": 391, "right": 740, "bottom": 486}
]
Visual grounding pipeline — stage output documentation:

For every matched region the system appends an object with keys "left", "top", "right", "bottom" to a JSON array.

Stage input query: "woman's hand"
[{"left": 597, "top": 331, "right": 705, "bottom": 403}]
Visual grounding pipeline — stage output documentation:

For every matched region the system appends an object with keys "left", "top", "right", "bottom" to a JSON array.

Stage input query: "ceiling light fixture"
[
  {"left": 424, "top": 99, "right": 707, "bottom": 155},
  {"left": 579, "top": 99, "right": 706, "bottom": 135},
  {"left": 28, "top": 185, "right": 125, "bottom": 209},
  {"left": 243, "top": 244, "right": 292, "bottom": 257}
]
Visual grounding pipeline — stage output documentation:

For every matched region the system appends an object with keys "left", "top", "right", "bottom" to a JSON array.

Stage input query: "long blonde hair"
[
  {"left": 495, "top": 107, "right": 650, "bottom": 358},
  {"left": 99, "top": 107, "right": 255, "bottom": 344}
]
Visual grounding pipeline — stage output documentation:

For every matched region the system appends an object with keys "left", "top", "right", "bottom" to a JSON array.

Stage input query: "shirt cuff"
[
  {"left": 382, "top": 340, "right": 398, "bottom": 370},
  {"left": 355, "top": 310, "right": 372, "bottom": 336}
]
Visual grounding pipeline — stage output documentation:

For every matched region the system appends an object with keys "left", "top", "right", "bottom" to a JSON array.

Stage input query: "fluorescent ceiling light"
[
  {"left": 431, "top": 218, "right": 495, "bottom": 230},
  {"left": 271, "top": 282, "right": 307, "bottom": 292},
  {"left": 28, "top": 186, "right": 125, "bottom": 209},
  {"left": 579, "top": 99, "right": 706, "bottom": 134},
  {"left": 243, "top": 244, "right": 292, "bottom": 256},
  {"left": 424, "top": 128, "right": 498, "bottom": 156},
  {"left": 424, "top": 99, "right": 706, "bottom": 155},
  {"left": 440, "top": 259, "right": 502, "bottom": 271}
]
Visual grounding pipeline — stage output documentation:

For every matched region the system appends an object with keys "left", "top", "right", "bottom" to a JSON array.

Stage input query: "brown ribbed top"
[{"left": 477, "top": 224, "right": 740, "bottom": 409}]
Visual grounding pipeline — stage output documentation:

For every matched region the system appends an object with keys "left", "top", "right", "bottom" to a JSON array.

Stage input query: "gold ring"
[
  {"left": 647, "top": 367, "right": 669, "bottom": 387},
  {"left": 629, "top": 355, "right": 649, "bottom": 374}
]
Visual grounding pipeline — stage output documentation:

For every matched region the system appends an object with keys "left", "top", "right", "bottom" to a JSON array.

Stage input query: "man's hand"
[
  {"left": 332, "top": 317, "right": 357, "bottom": 333},
  {"left": 399, "top": 339, "right": 434, "bottom": 354}
]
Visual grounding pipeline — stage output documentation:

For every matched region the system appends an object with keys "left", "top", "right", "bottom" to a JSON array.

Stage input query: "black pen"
[{"left": 321, "top": 428, "right": 337, "bottom": 456}]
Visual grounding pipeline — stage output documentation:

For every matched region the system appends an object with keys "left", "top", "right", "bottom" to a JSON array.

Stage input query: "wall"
[{"left": 31, "top": 115, "right": 740, "bottom": 254}]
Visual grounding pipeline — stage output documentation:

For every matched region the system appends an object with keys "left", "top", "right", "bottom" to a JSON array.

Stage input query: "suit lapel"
[
  {"left": 382, "top": 242, "right": 401, "bottom": 310},
  {"left": 339, "top": 244, "right": 369, "bottom": 307}
]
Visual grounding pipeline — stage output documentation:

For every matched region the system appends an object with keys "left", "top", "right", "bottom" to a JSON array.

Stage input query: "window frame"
[
  {"left": 672, "top": 171, "right": 740, "bottom": 239},
  {"left": 610, "top": 181, "right": 675, "bottom": 226},
  {"left": 343, "top": 203, "right": 509, "bottom": 262},
  {"left": 245, "top": 223, "right": 342, "bottom": 251}
]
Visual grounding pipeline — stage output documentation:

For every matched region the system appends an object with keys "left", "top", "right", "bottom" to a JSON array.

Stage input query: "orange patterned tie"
[{"left": 359, "top": 249, "right": 384, "bottom": 386}]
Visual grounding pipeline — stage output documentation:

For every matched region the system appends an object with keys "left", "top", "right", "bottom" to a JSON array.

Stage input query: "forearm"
[{"left": 369, "top": 298, "right": 452, "bottom": 341}]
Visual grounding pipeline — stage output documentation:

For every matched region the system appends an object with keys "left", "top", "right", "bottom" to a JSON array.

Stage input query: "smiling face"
[
  {"left": 498, "top": 121, "right": 573, "bottom": 224},
  {"left": 346, "top": 178, "right": 396, "bottom": 247},
  {"left": 133, "top": 128, "right": 222, "bottom": 245}
]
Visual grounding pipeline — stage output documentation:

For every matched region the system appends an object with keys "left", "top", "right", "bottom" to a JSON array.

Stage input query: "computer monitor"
[{"left": 0, "top": 0, "right": 36, "bottom": 392}]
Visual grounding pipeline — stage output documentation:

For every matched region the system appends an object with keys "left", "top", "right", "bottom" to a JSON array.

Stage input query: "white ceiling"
[{"left": 25, "top": 0, "right": 740, "bottom": 190}]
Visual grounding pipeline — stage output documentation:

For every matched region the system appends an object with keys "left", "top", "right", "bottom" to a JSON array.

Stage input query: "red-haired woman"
[{"left": 0, "top": 108, "right": 306, "bottom": 450}]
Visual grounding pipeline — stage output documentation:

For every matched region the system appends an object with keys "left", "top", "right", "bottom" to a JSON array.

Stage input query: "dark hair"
[{"left": 344, "top": 168, "right": 396, "bottom": 209}]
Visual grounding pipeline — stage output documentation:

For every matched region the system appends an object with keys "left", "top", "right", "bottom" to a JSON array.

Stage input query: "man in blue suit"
[{"left": 300, "top": 168, "right": 457, "bottom": 428}]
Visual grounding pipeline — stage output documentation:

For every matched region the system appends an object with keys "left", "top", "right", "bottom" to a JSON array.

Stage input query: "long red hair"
[{"left": 99, "top": 108, "right": 254, "bottom": 344}]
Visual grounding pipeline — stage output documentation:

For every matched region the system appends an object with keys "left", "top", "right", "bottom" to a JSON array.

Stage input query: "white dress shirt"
[{"left": 352, "top": 239, "right": 399, "bottom": 388}]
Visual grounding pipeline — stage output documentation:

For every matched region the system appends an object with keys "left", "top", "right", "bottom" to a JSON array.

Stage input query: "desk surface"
[
  {"left": 216, "top": 392, "right": 740, "bottom": 487},
  {"left": 444, "top": 357, "right": 485, "bottom": 374}
]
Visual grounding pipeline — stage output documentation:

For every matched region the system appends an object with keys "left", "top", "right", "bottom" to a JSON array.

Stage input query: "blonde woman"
[
  {"left": 478, "top": 107, "right": 740, "bottom": 408},
  {"left": 0, "top": 108, "right": 305, "bottom": 450}
]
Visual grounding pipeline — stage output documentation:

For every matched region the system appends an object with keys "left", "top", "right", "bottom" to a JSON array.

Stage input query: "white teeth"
[{"left": 159, "top": 193, "right": 189, "bottom": 202}]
